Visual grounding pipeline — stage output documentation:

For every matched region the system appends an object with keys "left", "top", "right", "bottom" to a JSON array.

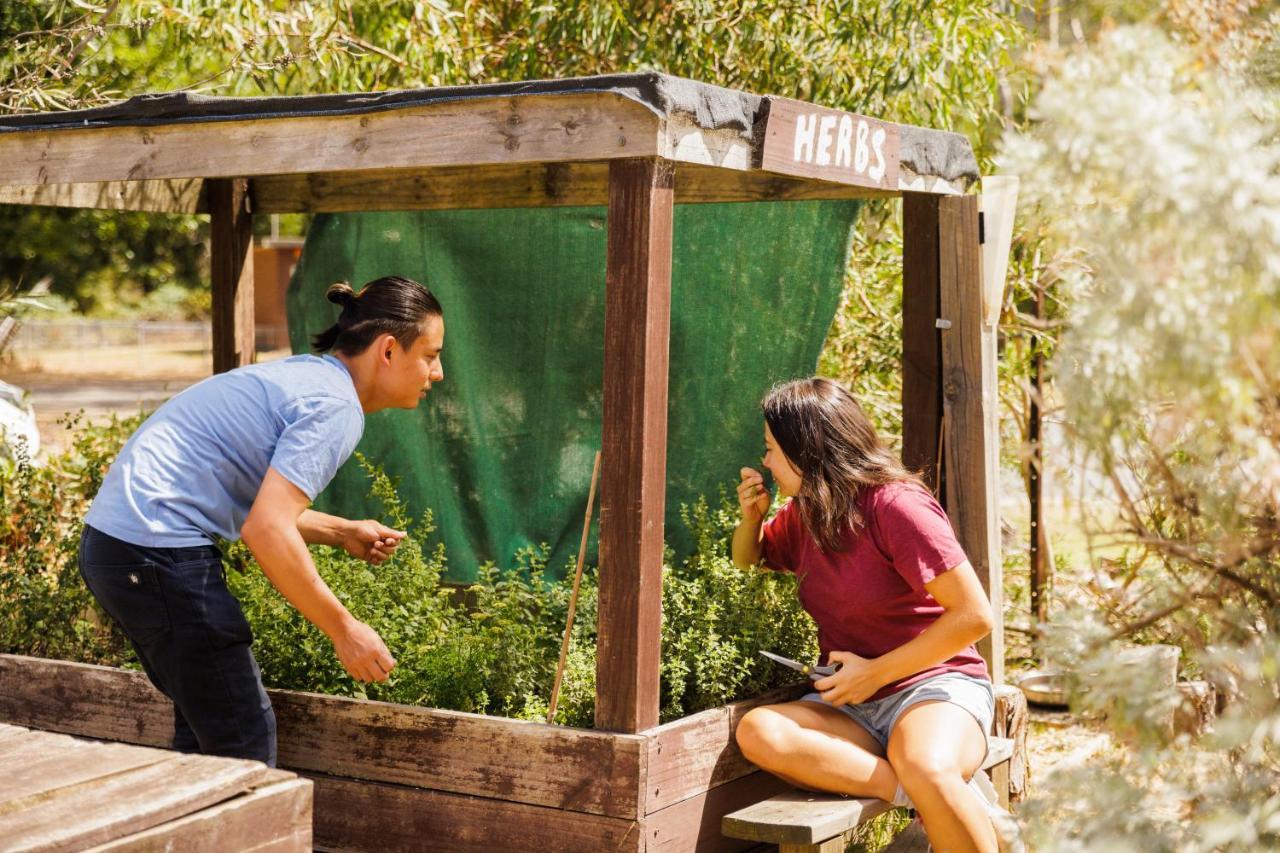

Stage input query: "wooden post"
[
  {"left": 595, "top": 157, "right": 674, "bottom": 733},
  {"left": 901, "top": 194, "right": 944, "bottom": 494},
  {"left": 1029, "top": 283, "right": 1049, "bottom": 627},
  {"left": 938, "top": 194, "right": 1003, "bottom": 685},
  {"left": 208, "top": 178, "right": 255, "bottom": 373}
]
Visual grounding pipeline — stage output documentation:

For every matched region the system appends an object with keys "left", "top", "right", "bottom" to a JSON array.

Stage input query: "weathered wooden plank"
[
  {"left": 270, "top": 688, "right": 645, "bottom": 818},
  {"left": 208, "top": 177, "right": 256, "bottom": 373},
  {"left": 0, "top": 732, "right": 171, "bottom": 804},
  {"left": 647, "top": 770, "right": 792, "bottom": 852},
  {"left": 0, "top": 752, "right": 269, "bottom": 851},
  {"left": 85, "top": 777, "right": 313, "bottom": 853},
  {"left": 596, "top": 157, "right": 674, "bottom": 734},
  {"left": 645, "top": 682, "right": 808, "bottom": 814},
  {"left": 0, "top": 179, "right": 206, "bottom": 212},
  {"left": 0, "top": 655, "right": 645, "bottom": 819},
  {"left": 721, "top": 738, "right": 1013, "bottom": 847},
  {"left": 249, "top": 161, "right": 891, "bottom": 214},
  {"left": 901, "top": 193, "right": 944, "bottom": 493},
  {"left": 938, "top": 194, "right": 1003, "bottom": 684},
  {"left": 759, "top": 98, "right": 900, "bottom": 192},
  {"left": 0, "top": 93, "right": 661, "bottom": 187},
  {"left": 302, "top": 770, "right": 642, "bottom": 853}
]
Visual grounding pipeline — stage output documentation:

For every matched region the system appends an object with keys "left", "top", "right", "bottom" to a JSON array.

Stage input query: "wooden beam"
[
  {"left": 208, "top": 177, "right": 255, "bottom": 373},
  {"left": 249, "top": 162, "right": 893, "bottom": 214},
  {"left": 0, "top": 178, "right": 206, "bottom": 212},
  {"left": 0, "top": 654, "right": 646, "bottom": 818},
  {"left": 937, "top": 194, "right": 1003, "bottom": 684},
  {"left": 645, "top": 681, "right": 807, "bottom": 815},
  {"left": 0, "top": 93, "right": 661, "bottom": 187},
  {"left": 304, "top": 770, "right": 642, "bottom": 852},
  {"left": 901, "top": 194, "right": 944, "bottom": 493},
  {"left": 759, "top": 97, "right": 901, "bottom": 193},
  {"left": 596, "top": 157, "right": 674, "bottom": 734},
  {"left": 646, "top": 771, "right": 791, "bottom": 852}
]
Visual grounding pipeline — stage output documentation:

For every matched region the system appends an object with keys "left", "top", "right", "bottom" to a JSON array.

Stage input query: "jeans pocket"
[
  {"left": 171, "top": 556, "right": 253, "bottom": 649},
  {"left": 80, "top": 561, "right": 172, "bottom": 645}
]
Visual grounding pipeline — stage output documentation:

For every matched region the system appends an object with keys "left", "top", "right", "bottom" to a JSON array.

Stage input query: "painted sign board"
[{"left": 759, "top": 97, "right": 900, "bottom": 191}]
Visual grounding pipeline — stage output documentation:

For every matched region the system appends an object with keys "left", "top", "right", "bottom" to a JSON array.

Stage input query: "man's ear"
[{"left": 378, "top": 333, "right": 397, "bottom": 365}]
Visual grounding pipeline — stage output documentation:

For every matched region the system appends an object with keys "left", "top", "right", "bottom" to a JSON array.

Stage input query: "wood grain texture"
[
  {"left": 0, "top": 725, "right": 171, "bottom": 804},
  {"left": 759, "top": 98, "right": 900, "bottom": 191},
  {"left": 303, "top": 770, "right": 642, "bottom": 853},
  {"left": 596, "top": 157, "right": 674, "bottom": 734},
  {"left": 646, "top": 770, "right": 791, "bottom": 852},
  {"left": 0, "top": 93, "right": 661, "bottom": 187},
  {"left": 645, "top": 682, "right": 808, "bottom": 814},
  {"left": 1, "top": 750, "right": 269, "bottom": 851},
  {"left": 901, "top": 193, "right": 944, "bottom": 494},
  {"left": 937, "top": 194, "right": 1003, "bottom": 683},
  {"left": 992, "top": 685, "right": 1029, "bottom": 807},
  {"left": 0, "top": 179, "right": 205, "bottom": 212},
  {"left": 208, "top": 177, "right": 256, "bottom": 374},
  {"left": 0, "top": 655, "right": 645, "bottom": 818},
  {"left": 84, "top": 777, "right": 313, "bottom": 852}
]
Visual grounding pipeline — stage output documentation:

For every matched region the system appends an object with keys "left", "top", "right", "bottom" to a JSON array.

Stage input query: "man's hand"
[
  {"left": 737, "top": 467, "right": 771, "bottom": 524},
  {"left": 340, "top": 520, "right": 406, "bottom": 566},
  {"left": 331, "top": 618, "right": 397, "bottom": 683},
  {"left": 813, "top": 651, "right": 885, "bottom": 706}
]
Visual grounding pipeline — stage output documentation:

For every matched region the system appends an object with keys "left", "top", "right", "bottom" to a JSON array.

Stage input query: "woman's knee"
[
  {"left": 889, "top": 748, "right": 965, "bottom": 797},
  {"left": 735, "top": 705, "right": 793, "bottom": 765}
]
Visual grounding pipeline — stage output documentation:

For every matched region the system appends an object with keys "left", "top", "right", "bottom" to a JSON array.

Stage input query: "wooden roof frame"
[{"left": 0, "top": 75, "right": 1001, "bottom": 734}]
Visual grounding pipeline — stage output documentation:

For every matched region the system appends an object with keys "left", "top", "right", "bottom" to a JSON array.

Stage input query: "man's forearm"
[
  {"left": 297, "top": 509, "right": 352, "bottom": 547},
  {"left": 244, "top": 520, "right": 354, "bottom": 639}
]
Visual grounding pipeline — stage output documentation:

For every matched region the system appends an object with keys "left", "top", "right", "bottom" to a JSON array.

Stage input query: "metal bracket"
[{"left": 935, "top": 318, "right": 952, "bottom": 330}]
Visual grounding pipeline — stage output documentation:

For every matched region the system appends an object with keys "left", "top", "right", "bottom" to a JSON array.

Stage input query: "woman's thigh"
[
  {"left": 886, "top": 699, "right": 986, "bottom": 780},
  {"left": 742, "top": 699, "right": 886, "bottom": 758}
]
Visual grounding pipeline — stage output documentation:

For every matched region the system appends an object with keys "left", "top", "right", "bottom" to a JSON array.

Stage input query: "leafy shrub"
[
  {"left": 0, "top": 413, "right": 138, "bottom": 664},
  {"left": 3, "top": 424, "right": 816, "bottom": 726}
]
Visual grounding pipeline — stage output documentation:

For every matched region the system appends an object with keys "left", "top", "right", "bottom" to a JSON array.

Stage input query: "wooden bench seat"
[{"left": 722, "top": 736, "right": 1013, "bottom": 852}]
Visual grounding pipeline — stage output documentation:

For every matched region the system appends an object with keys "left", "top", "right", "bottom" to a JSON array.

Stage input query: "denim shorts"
[{"left": 801, "top": 671, "right": 994, "bottom": 758}]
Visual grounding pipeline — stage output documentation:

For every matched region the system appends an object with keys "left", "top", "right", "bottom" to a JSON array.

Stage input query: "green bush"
[{"left": 2, "top": 424, "right": 816, "bottom": 726}]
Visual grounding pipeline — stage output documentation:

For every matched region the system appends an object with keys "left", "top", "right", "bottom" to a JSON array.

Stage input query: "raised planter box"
[{"left": 0, "top": 653, "right": 805, "bottom": 852}]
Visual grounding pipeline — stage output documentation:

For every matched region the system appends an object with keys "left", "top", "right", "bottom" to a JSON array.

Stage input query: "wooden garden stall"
[{"left": 0, "top": 74, "right": 1005, "bottom": 851}]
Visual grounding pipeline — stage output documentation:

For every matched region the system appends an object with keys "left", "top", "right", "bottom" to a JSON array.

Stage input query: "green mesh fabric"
[{"left": 287, "top": 201, "right": 861, "bottom": 582}]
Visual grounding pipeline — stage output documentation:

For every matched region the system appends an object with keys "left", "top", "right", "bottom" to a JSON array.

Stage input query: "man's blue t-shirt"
[{"left": 86, "top": 354, "right": 364, "bottom": 548}]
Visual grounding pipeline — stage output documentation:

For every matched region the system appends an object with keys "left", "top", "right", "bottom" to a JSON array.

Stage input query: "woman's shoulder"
[{"left": 861, "top": 478, "right": 939, "bottom": 520}]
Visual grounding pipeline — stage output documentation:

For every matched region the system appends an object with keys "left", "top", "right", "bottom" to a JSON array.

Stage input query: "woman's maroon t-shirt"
[{"left": 760, "top": 480, "right": 990, "bottom": 702}]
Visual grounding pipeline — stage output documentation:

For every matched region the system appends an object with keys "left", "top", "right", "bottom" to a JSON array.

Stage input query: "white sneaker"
[{"left": 966, "top": 771, "right": 1025, "bottom": 853}]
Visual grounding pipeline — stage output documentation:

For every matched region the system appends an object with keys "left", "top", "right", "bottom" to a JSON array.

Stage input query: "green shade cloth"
[{"left": 287, "top": 201, "right": 861, "bottom": 582}]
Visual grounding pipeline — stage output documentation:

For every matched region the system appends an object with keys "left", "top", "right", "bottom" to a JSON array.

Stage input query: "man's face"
[{"left": 389, "top": 315, "right": 445, "bottom": 408}]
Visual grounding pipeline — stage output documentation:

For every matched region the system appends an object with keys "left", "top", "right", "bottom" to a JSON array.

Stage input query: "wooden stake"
[{"left": 548, "top": 451, "right": 602, "bottom": 724}]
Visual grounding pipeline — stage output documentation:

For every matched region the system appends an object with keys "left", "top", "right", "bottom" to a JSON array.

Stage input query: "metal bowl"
[{"left": 1017, "top": 672, "right": 1072, "bottom": 708}]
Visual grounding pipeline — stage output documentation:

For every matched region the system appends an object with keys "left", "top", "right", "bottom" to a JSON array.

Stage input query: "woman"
[
  {"left": 79, "top": 275, "right": 444, "bottom": 766},
  {"left": 732, "top": 378, "right": 1008, "bottom": 853}
]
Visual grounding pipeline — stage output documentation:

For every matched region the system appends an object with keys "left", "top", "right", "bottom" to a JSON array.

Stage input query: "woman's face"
[
  {"left": 387, "top": 315, "right": 445, "bottom": 408},
  {"left": 762, "top": 422, "right": 803, "bottom": 498}
]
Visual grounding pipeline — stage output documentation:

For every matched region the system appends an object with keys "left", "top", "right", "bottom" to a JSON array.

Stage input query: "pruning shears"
[{"left": 759, "top": 650, "right": 839, "bottom": 681}]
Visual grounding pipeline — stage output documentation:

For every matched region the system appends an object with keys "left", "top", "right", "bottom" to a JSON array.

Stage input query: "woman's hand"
[
  {"left": 737, "top": 467, "right": 771, "bottom": 523},
  {"left": 341, "top": 519, "right": 406, "bottom": 566},
  {"left": 813, "top": 651, "right": 885, "bottom": 706}
]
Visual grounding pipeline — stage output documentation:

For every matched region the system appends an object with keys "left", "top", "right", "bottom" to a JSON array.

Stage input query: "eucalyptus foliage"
[{"left": 1001, "top": 21, "right": 1280, "bottom": 850}]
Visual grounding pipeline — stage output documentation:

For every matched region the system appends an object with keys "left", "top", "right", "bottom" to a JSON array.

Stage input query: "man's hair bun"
[{"left": 325, "top": 281, "right": 356, "bottom": 307}]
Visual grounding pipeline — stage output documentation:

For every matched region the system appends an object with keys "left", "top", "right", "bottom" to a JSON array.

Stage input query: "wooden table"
[{"left": 0, "top": 723, "right": 312, "bottom": 852}]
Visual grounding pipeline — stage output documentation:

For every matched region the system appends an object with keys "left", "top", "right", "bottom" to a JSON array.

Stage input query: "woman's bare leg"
[
  {"left": 735, "top": 701, "right": 899, "bottom": 800},
  {"left": 887, "top": 700, "right": 996, "bottom": 853}
]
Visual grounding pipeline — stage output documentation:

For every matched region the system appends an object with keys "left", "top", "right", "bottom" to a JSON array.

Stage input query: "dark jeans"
[{"left": 78, "top": 524, "right": 277, "bottom": 766}]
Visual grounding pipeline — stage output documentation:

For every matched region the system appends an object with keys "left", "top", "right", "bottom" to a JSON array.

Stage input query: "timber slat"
[
  {"left": 901, "top": 193, "right": 944, "bottom": 493},
  {"left": 0, "top": 654, "right": 645, "bottom": 819},
  {"left": 0, "top": 751, "right": 269, "bottom": 851},
  {"left": 303, "top": 770, "right": 642, "bottom": 853},
  {"left": 721, "top": 737, "right": 1014, "bottom": 846},
  {"left": 0, "top": 727, "right": 171, "bottom": 804},
  {"left": 0, "top": 93, "right": 661, "bottom": 187},
  {"left": 646, "top": 770, "right": 792, "bottom": 852},
  {"left": 645, "top": 681, "right": 809, "bottom": 814},
  {"left": 0, "top": 179, "right": 206, "bottom": 213},
  {"left": 83, "top": 777, "right": 313, "bottom": 853}
]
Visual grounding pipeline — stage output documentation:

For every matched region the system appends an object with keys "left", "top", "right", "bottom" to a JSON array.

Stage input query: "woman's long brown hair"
[{"left": 762, "top": 378, "right": 918, "bottom": 551}]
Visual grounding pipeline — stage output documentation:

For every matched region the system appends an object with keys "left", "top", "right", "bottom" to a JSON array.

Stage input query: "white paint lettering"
[
  {"left": 793, "top": 113, "right": 817, "bottom": 163},
  {"left": 854, "top": 120, "right": 870, "bottom": 174},
  {"left": 815, "top": 115, "right": 838, "bottom": 166},
  {"left": 869, "top": 127, "right": 887, "bottom": 182},
  {"left": 835, "top": 115, "right": 854, "bottom": 168}
]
